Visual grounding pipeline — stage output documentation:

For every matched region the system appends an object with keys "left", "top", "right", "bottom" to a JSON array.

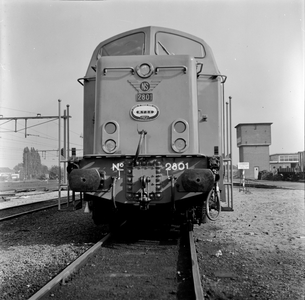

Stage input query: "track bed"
[{"left": 41, "top": 223, "right": 195, "bottom": 300}]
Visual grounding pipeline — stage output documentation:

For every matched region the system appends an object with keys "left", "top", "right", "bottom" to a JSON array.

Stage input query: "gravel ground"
[
  {"left": 0, "top": 186, "right": 304, "bottom": 300},
  {"left": 0, "top": 205, "right": 107, "bottom": 300},
  {"left": 195, "top": 187, "right": 305, "bottom": 299}
]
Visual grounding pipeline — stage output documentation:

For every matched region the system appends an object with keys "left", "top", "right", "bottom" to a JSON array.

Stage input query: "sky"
[{"left": 0, "top": 0, "right": 304, "bottom": 169}]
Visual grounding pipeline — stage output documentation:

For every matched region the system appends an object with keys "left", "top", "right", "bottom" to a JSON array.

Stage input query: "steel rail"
[
  {"left": 28, "top": 233, "right": 112, "bottom": 300},
  {"left": 189, "top": 230, "right": 204, "bottom": 299},
  {"left": 0, "top": 202, "right": 64, "bottom": 222},
  {"left": 0, "top": 195, "right": 80, "bottom": 221},
  {"left": 28, "top": 220, "right": 127, "bottom": 300}
]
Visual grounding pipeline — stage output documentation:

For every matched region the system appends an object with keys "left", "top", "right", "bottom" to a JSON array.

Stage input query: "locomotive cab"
[{"left": 69, "top": 26, "right": 233, "bottom": 226}]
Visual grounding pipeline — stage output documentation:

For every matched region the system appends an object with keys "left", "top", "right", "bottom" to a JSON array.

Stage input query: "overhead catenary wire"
[{"left": 0, "top": 103, "right": 82, "bottom": 168}]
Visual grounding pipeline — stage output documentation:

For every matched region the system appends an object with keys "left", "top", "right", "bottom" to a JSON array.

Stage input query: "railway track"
[
  {"left": 28, "top": 230, "right": 115, "bottom": 300},
  {"left": 189, "top": 229, "right": 204, "bottom": 299},
  {"left": 0, "top": 196, "right": 80, "bottom": 221},
  {"left": 27, "top": 220, "right": 204, "bottom": 300}
]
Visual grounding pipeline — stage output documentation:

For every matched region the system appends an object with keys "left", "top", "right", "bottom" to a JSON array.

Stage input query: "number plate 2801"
[{"left": 137, "top": 93, "right": 153, "bottom": 101}]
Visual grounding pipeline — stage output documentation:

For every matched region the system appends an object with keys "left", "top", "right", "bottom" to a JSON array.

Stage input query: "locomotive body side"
[{"left": 69, "top": 26, "right": 232, "bottom": 225}]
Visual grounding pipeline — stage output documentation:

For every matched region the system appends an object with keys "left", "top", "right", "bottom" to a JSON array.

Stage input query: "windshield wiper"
[{"left": 158, "top": 41, "right": 171, "bottom": 55}]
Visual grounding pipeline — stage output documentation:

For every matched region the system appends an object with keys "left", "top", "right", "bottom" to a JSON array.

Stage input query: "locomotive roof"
[{"left": 85, "top": 26, "right": 220, "bottom": 78}]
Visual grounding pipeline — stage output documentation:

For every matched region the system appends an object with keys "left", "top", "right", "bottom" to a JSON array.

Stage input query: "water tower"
[{"left": 235, "top": 123, "right": 272, "bottom": 179}]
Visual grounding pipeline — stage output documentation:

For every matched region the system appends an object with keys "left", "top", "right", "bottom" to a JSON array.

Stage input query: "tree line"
[{"left": 12, "top": 147, "right": 62, "bottom": 180}]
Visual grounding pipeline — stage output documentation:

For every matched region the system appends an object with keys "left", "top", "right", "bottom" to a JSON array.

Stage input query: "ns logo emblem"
[
  {"left": 128, "top": 80, "right": 161, "bottom": 93},
  {"left": 140, "top": 81, "right": 150, "bottom": 92}
]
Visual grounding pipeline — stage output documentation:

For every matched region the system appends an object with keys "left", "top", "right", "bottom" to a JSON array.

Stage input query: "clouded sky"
[{"left": 0, "top": 0, "right": 304, "bottom": 169}]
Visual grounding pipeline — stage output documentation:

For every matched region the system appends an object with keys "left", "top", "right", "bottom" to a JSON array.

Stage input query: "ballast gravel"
[
  {"left": 0, "top": 205, "right": 107, "bottom": 300},
  {"left": 0, "top": 186, "right": 304, "bottom": 300}
]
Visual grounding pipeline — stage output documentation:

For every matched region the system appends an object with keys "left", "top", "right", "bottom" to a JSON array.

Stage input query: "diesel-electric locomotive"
[{"left": 68, "top": 26, "right": 233, "bottom": 226}]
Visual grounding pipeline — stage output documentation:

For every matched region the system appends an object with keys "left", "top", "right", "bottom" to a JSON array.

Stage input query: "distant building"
[
  {"left": 299, "top": 151, "right": 305, "bottom": 172},
  {"left": 0, "top": 167, "right": 15, "bottom": 180},
  {"left": 269, "top": 153, "right": 299, "bottom": 169},
  {"left": 270, "top": 151, "right": 305, "bottom": 172},
  {"left": 235, "top": 123, "right": 272, "bottom": 179}
]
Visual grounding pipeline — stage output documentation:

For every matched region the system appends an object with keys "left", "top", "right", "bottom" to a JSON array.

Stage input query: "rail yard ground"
[
  {"left": 0, "top": 182, "right": 304, "bottom": 299},
  {"left": 196, "top": 183, "right": 305, "bottom": 299},
  {"left": 0, "top": 180, "right": 59, "bottom": 193}
]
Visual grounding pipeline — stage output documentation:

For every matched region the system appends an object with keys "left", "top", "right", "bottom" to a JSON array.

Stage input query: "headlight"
[
  {"left": 136, "top": 63, "right": 153, "bottom": 78},
  {"left": 173, "top": 138, "right": 187, "bottom": 152},
  {"left": 104, "top": 139, "right": 116, "bottom": 153}
]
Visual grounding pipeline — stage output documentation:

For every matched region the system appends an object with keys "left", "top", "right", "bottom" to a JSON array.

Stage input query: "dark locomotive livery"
[{"left": 68, "top": 26, "right": 233, "bottom": 226}]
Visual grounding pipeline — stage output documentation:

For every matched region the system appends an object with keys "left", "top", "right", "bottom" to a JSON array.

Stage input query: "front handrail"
[
  {"left": 77, "top": 77, "right": 95, "bottom": 86},
  {"left": 103, "top": 67, "right": 135, "bottom": 76},
  {"left": 155, "top": 65, "right": 187, "bottom": 74},
  {"left": 198, "top": 73, "right": 227, "bottom": 83}
]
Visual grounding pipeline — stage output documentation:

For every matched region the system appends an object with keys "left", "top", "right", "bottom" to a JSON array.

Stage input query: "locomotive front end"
[{"left": 68, "top": 26, "right": 231, "bottom": 225}]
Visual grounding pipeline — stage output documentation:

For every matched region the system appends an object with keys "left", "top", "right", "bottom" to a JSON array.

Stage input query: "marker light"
[
  {"left": 105, "top": 122, "right": 117, "bottom": 134},
  {"left": 174, "top": 121, "right": 186, "bottom": 133}
]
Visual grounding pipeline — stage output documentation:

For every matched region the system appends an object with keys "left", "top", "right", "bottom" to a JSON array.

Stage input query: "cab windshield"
[
  {"left": 98, "top": 32, "right": 145, "bottom": 57},
  {"left": 155, "top": 32, "right": 205, "bottom": 58}
]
